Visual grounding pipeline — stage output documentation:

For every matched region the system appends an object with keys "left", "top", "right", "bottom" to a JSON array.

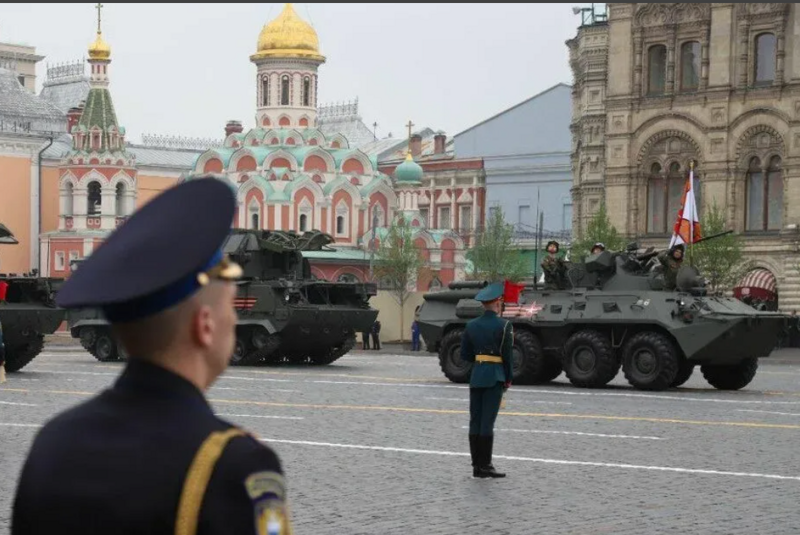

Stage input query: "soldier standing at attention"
[
  {"left": 12, "top": 178, "right": 294, "bottom": 535},
  {"left": 657, "top": 243, "right": 685, "bottom": 291},
  {"left": 461, "top": 282, "right": 513, "bottom": 479},
  {"left": 541, "top": 240, "right": 565, "bottom": 290}
]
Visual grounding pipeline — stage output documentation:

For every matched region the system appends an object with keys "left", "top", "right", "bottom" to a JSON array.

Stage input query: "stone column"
[
  {"left": 738, "top": 19, "right": 750, "bottom": 89},
  {"left": 633, "top": 30, "right": 643, "bottom": 97},
  {"left": 101, "top": 189, "right": 116, "bottom": 230},
  {"left": 700, "top": 36, "right": 710, "bottom": 91},
  {"left": 666, "top": 25, "right": 677, "bottom": 94},
  {"left": 775, "top": 24, "right": 786, "bottom": 86}
]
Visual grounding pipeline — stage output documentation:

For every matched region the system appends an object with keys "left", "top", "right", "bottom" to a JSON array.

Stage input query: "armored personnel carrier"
[
  {"left": 0, "top": 224, "right": 67, "bottom": 372},
  {"left": 418, "top": 237, "right": 788, "bottom": 392},
  {"left": 224, "top": 229, "right": 378, "bottom": 366},
  {"left": 64, "top": 259, "right": 127, "bottom": 362}
]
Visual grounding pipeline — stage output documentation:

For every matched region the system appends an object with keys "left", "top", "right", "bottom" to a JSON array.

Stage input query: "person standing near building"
[
  {"left": 12, "top": 178, "right": 294, "bottom": 535},
  {"left": 371, "top": 319, "right": 381, "bottom": 350},
  {"left": 460, "top": 282, "right": 513, "bottom": 479},
  {"left": 411, "top": 306, "right": 421, "bottom": 351}
]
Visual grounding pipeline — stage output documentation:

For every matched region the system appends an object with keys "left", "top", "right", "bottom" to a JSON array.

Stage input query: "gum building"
[{"left": 569, "top": 3, "right": 800, "bottom": 310}]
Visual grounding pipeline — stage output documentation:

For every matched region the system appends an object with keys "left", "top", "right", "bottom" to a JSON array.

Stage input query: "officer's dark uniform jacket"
[
  {"left": 461, "top": 310, "right": 514, "bottom": 386},
  {"left": 12, "top": 358, "right": 285, "bottom": 535}
]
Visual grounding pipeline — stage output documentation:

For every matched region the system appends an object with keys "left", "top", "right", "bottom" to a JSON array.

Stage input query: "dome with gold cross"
[
  {"left": 252, "top": 3, "right": 325, "bottom": 62},
  {"left": 88, "top": 3, "right": 111, "bottom": 61}
]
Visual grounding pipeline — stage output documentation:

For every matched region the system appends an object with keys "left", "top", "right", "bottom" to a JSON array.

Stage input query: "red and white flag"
[{"left": 669, "top": 166, "right": 702, "bottom": 248}]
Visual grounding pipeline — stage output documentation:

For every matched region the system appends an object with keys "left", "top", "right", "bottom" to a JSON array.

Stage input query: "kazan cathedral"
[
  {"left": 41, "top": 3, "right": 473, "bottom": 290},
  {"left": 188, "top": 4, "right": 471, "bottom": 287}
]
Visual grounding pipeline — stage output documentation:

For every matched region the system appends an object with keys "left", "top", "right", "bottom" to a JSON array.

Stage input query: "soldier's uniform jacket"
[
  {"left": 12, "top": 358, "right": 290, "bottom": 535},
  {"left": 460, "top": 310, "right": 514, "bottom": 387},
  {"left": 657, "top": 251, "right": 682, "bottom": 290},
  {"left": 541, "top": 254, "right": 564, "bottom": 289}
]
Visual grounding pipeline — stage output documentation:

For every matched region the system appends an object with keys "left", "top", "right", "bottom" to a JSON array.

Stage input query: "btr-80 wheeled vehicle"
[
  {"left": 0, "top": 224, "right": 67, "bottom": 372},
  {"left": 224, "top": 229, "right": 378, "bottom": 366},
  {"left": 65, "top": 258, "right": 127, "bottom": 362},
  {"left": 418, "top": 239, "right": 788, "bottom": 392}
]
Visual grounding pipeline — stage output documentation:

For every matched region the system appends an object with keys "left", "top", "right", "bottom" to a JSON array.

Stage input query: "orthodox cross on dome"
[
  {"left": 405, "top": 120, "right": 415, "bottom": 156},
  {"left": 95, "top": 3, "right": 103, "bottom": 34},
  {"left": 406, "top": 120, "right": 414, "bottom": 141}
]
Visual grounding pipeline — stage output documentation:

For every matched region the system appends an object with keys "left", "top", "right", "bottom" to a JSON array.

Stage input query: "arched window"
[
  {"left": 647, "top": 161, "right": 698, "bottom": 234},
  {"left": 281, "top": 75, "right": 290, "bottom": 106},
  {"left": 754, "top": 33, "right": 776, "bottom": 85},
  {"left": 747, "top": 156, "right": 782, "bottom": 231},
  {"left": 303, "top": 76, "right": 310, "bottom": 106},
  {"left": 115, "top": 183, "right": 125, "bottom": 216},
  {"left": 299, "top": 213, "right": 308, "bottom": 232},
  {"left": 680, "top": 41, "right": 701, "bottom": 91},
  {"left": 251, "top": 212, "right": 259, "bottom": 230},
  {"left": 371, "top": 204, "right": 384, "bottom": 227},
  {"left": 429, "top": 277, "right": 443, "bottom": 291},
  {"left": 336, "top": 215, "right": 345, "bottom": 235},
  {"left": 648, "top": 45, "right": 667, "bottom": 95},
  {"left": 87, "top": 181, "right": 102, "bottom": 215},
  {"left": 262, "top": 76, "right": 269, "bottom": 107}
]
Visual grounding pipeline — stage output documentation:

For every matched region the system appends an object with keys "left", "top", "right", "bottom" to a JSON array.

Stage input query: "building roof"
[
  {"left": 0, "top": 67, "right": 66, "bottom": 135},
  {"left": 39, "top": 61, "right": 92, "bottom": 113},
  {"left": 41, "top": 133, "right": 203, "bottom": 170},
  {"left": 316, "top": 99, "right": 377, "bottom": 149},
  {"left": 454, "top": 83, "right": 572, "bottom": 139}
]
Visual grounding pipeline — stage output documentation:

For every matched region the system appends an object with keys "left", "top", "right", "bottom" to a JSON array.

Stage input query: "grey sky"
[{"left": 1, "top": 3, "right": 583, "bottom": 144}]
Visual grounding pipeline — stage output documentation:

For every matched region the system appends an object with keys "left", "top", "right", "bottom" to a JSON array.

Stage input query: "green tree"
[
  {"left": 570, "top": 202, "right": 625, "bottom": 260},
  {"left": 374, "top": 216, "right": 424, "bottom": 343},
  {"left": 466, "top": 207, "right": 528, "bottom": 283},
  {"left": 691, "top": 201, "right": 752, "bottom": 293}
]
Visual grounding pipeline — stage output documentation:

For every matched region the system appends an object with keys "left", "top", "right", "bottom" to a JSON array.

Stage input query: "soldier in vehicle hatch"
[
  {"left": 541, "top": 240, "right": 567, "bottom": 290},
  {"left": 657, "top": 243, "right": 685, "bottom": 290}
]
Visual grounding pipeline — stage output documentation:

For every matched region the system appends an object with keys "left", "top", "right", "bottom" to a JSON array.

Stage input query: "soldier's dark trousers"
[
  {"left": 468, "top": 383, "right": 504, "bottom": 435},
  {"left": 468, "top": 382, "right": 506, "bottom": 478}
]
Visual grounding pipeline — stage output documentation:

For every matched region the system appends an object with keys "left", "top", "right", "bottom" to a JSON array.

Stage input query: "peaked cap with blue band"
[
  {"left": 474, "top": 282, "right": 504, "bottom": 303},
  {"left": 55, "top": 177, "right": 242, "bottom": 323}
]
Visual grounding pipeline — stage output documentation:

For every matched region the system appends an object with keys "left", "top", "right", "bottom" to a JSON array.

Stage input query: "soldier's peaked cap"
[
  {"left": 55, "top": 178, "right": 242, "bottom": 323},
  {"left": 474, "top": 282, "right": 504, "bottom": 303}
]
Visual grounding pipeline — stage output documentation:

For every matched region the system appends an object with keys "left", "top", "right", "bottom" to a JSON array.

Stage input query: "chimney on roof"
[
  {"left": 67, "top": 102, "right": 85, "bottom": 133},
  {"left": 410, "top": 133, "right": 422, "bottom": 158},
  {"left": 434, "top": 131, "right": 446, "bottom": 155},
  {"left": 225, "top": 120, "right": 243, "bottom": 137}
]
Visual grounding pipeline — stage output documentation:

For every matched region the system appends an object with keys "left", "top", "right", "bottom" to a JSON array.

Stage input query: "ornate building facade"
[
  {"left": 569, "top": 3, "right": 800, "bottom": 310},
  {"left": 191, "top": 3, "right": 476, "bottom": 288}
]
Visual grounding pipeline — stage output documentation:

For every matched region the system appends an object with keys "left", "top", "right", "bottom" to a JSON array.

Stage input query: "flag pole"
[{"left": 688, "top": 160, "right": 695, "bottom": 267}]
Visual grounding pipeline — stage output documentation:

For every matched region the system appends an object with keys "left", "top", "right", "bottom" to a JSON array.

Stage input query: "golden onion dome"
[
  {"left": 88, "top": 31, "right": 111, "bottom": 61},
  {"left": 252, "top": 3, "right": 325, "bottom": 62}
]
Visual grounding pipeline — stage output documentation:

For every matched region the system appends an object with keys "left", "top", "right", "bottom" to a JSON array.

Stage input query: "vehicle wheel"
[
  {"left": 539, "top": 355, "right": 563, "bottom": 383},
  {"left": 93, "top": 334, "right": 118, "bottom": 362},
  {"left": 670, "top": 359, "right": 694, "bottom": 388},
  {"left": 621, "top": 331, "right": 679, "bottom": 391},
  {"left": 438, "top": 328, "right": 471, "bottom": 383},
  {"left": 512, "top": 329, "right": 547, "bottom": 385},
  {"left": 4, "top": 336, "right": 45, "bottom": 373},
  {"left": 563, "top": 330, "right": 620, "bottom": 388},
  {"left": 701, "top": 357, "right": 758, "bottom": 391},
  {"left": 79, "top": 327, "right": 97, "bottom": 352}
]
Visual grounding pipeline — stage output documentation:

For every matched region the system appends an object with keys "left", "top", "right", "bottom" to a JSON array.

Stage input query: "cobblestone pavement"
[{"left": 3, "top": 346, "right": 800, "bottom": 534}]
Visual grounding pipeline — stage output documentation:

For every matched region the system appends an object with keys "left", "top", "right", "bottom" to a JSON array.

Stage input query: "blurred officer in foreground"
[
  {"left": 12, "top": 177, "right": 293, "bottom": 535},
  {"left": 591, "top": 242, "right": 605, "bottom": 255},
  {"left": 460, "top": 282, "right": 513, "bottom": 479}
]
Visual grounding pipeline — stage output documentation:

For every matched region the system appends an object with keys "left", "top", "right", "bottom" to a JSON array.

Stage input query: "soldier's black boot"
[
  {"left": 480, "top": 435, "right": 505, "bottom": 478},
  {"left": 469, "top": 434, "right": 481, "bottom": 477}
]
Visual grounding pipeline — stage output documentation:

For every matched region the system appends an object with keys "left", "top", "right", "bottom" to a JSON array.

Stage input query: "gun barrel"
[{"left": 694, "top": 230, "right": 734, "bottom": 244}]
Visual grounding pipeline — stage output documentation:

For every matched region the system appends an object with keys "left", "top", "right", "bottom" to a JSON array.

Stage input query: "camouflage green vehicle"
[
  {"left": 64, "top": 259, "right": 127, "bottom": 362},
  {"left": 0, "top": 224, "right": 67, "bottom": 372},
  {"left": 224, "top": 229, "right": 378, "bottom": 366},
  {"left": 418, "top": 239, "right": 788, "bottom": 392}
]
